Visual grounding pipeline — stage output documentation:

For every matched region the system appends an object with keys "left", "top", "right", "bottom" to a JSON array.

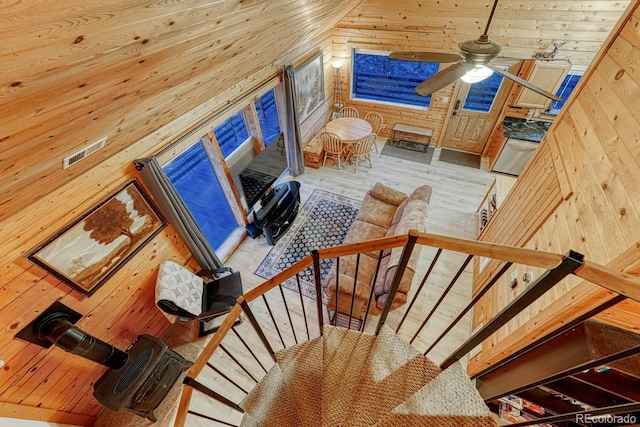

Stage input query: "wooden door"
[{"left": 441, "top": 64, "right": 514, "bottom": 154}]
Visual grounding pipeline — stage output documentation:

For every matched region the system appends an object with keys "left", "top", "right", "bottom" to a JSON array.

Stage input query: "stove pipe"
[{"left": 36, "top": 313, "right": 128, "bottom": 370}]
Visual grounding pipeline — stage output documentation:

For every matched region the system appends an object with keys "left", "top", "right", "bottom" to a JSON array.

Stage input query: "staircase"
[
  {"left": 240, "top": 325, "right": 494, "bottom": 426},
  {"left": 174, "top": 231, "right": 640, "bottom": 427}
]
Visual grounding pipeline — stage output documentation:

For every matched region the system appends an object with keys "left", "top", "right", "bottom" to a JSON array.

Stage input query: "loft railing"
[{"left": 173, "top": 230, "right": 640, "bottom": 426}]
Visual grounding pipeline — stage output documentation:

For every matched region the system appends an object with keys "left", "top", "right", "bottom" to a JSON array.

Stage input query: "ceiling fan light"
[{"left": 461, "top": 65, "right": 493, "bottom": 83}]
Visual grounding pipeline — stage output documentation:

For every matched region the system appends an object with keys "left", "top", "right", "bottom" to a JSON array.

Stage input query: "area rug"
[
  {"left": 437, "top": 148, "right": 481, "bottom": 169},
  {"left": 381, "top": 139, "right": 434, "bottom": 164},
  {"left": 254, "top": 189, "right": 361, "bottom": 302}
]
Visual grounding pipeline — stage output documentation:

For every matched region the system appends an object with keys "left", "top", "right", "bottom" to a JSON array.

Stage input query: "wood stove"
[{"left": 16, "top": 302, "right": 192, "bottom": 422}]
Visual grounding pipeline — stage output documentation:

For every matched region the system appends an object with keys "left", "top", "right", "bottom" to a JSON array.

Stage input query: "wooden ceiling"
[
  {"left": 337, "top": 0, "right": 630, "bottom": 65},
  {"left": 0, "top": 1, "right": 630, "bottom": 223}
]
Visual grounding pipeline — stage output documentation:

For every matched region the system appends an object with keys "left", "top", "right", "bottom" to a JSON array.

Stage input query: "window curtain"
[
  {"left": 282, "top": 65, "right": 305, "bottom": 176},
  {"left": 134, "top": 156, "right": 223, "bottom": 270}
]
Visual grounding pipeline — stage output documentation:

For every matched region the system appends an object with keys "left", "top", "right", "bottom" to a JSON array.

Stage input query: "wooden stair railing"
[{"left": 172, "top": 230, "right": 640, "bottom": 427}]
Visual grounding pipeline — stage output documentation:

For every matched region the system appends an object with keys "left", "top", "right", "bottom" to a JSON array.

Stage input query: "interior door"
[{"left": 441, "top": 64, "right": 515, "bottom": 154}]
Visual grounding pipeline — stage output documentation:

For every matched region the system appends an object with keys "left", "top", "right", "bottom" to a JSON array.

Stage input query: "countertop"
[{"left": 503, "top": 116, "right": 552, "bottom": 143}]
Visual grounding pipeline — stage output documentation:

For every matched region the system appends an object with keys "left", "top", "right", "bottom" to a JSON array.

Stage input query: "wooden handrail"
[
  {"left": 575, "top": 260, "right": 640, "bottom": 303},
  {"left": 243, "top": 254, "right": 313, "bottom": 302},
  {"left": 316, "top": 234, "right": 408, "bottom": 259},
  {"left": 416, "top": 232, "right": 564, "bottom": 269},
  {"left": 177, "top": 230, "right": 640, "bottom": 426}
]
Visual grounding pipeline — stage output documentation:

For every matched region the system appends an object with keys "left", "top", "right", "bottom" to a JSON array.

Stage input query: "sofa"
[{"left": 323, "top": 182, "right": 432, "bottom": 320}]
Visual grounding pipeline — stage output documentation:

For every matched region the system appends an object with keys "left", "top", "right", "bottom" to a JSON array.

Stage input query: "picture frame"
[
  {"left": 27, "top": 179, "right": 166, "bottom": 296},
  {"left": 294, "top": 52, "right": 325, "bottom": 124}
]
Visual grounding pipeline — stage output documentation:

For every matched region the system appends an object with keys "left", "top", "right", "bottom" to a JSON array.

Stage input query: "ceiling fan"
[{"left": 389, "top": 0, "right": 562, "bottom": 101}]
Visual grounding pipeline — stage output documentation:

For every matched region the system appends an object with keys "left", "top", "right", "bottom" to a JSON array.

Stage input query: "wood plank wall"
[
  {"left": 332, "top": 0, "right": 629, "bottom": 146},
  {"left": 469, "top": 0, "right": 640, "bottom": 376},
  {"left": 0, "top": 0, "right": 362, "bottom": 423}
]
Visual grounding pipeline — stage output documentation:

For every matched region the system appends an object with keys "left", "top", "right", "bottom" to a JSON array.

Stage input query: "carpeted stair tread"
[
  {"left": 373, "top": 362, "right": 495, "bottom": 426},
  {"left": 275, "top": 336, "right": 324, "bottom": 426},
  {"left": 239, "top": 413, "right": 261, "bottom": 427},
  {"left": 322, "top": 325, "right": 378, "bottom": 426},
  {"left": 341, "top": 325, "right": 442, "bottom": 426},
  {"left": 239, "top": 362, "right": 302, "bottom": 426}
]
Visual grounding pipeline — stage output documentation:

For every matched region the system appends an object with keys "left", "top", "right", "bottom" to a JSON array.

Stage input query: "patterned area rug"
[
  {"left": 381, "top": 139, "right": 434, "bottom": 164},
  {"left": 255, "top": 189, "right": 361, "bottom": 302}
]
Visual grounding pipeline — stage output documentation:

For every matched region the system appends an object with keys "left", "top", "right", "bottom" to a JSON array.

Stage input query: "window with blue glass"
[
  {"left": 352, "top": 51, "right": 439, "bottom": 108},
  {"left": 254, "top": 89, "right": 281, "bottom": 146},
  {"left": 547, "top": 73, "right": 581, "bottom": 115},
  {"left": 213, "top": 111, "right": 249, "bottom": 158},
  {"left": 462, "top": 72, "right": 505, "bottom": 113},
  {"left": 163, "top": 141, "right": 239, "bottom": 251}
]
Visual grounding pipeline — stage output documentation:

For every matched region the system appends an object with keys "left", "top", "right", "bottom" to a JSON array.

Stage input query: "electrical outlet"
[
  {"left": 522, "top": 272, "right": 534, "bottom": 285},
  {"left": 442, "top": 96, "right": 449, "bottom": 103}
]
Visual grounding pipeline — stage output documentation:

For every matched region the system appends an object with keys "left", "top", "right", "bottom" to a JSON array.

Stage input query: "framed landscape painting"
[
  {"left": 27, "top": 179, "right": 166, "bottom": 296},
  {"left": 294, "top": 52, "right": 325, "bottom": 123}
]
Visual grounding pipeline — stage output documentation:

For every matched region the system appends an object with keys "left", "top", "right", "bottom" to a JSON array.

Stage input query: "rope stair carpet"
[{"left": 239, "top": 326, "right": 496, "bottom": 426}]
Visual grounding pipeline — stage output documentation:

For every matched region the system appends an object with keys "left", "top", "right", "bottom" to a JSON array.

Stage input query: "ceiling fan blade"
[
  {"left": 390, "top": 51, "right": 462, "bottom": 63},
  {"left": 415, "top": 62, "right": 475, "bottom": 96},
  {"left": 487, "top": 64, "right": 562, "bottom": 101}
]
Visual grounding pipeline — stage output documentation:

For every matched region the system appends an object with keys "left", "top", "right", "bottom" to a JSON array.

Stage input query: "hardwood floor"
[{"left": 184, "top": 139, "right": 496, "bottom": 426}]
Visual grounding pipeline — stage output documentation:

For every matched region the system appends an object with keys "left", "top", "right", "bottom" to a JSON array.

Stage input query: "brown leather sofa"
[{"left": 323, "top": 182, "right": 432, "bottom": 321}]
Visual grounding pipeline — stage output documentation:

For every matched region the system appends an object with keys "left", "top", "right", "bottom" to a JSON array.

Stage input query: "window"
[
  {"left": 462, "top": 72, "right": 505, "bottom": 113},
  {"left": 546, "top": 72, "right": 582, "bottom": 115},
  {"left": 213, "top": 111, "right": 249, "bottom": 157},
  {"left": 254, "top": 89, "right": 281, "bottom": 146},
  {"left": 352, "top": 51, "right": 440, "bottom": 108},
  {"left": 163, "top": 140, "right": 239, "bottom": 251}
]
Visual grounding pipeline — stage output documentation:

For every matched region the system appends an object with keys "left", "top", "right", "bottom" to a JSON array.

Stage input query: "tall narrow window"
[
  {"left": 163, "top": 141, "right": 239, "bottom": 251},
  {"left": 213, "top": 111, "right": 249, "bottom": 157},
  {"left": 352, "top": 51, "right": 439, "bottom": 108},
  {"left": 254, "top": 89, "right": 281, "bottom": 146}
]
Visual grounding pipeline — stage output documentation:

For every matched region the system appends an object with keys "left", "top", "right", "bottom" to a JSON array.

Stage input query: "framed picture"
[
  {"left": 27, "top": 179, "right": 166, "bottom": 296},
  {"left": 294, "top": 52, "right": 325, "bottom": 123}
]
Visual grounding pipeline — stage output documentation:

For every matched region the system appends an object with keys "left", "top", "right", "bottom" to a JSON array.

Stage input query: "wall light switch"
[{"left": 442, "top": 96, "right": 449, "bottom": 103}]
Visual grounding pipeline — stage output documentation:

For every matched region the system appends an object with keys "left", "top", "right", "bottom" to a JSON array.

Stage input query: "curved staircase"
[{"left": 239, "top": 325, "right": 495, "bottom": 426}]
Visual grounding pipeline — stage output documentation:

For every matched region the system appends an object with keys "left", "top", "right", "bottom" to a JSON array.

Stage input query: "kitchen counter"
[{"left": 503, "top": 116, "right": 552, "bottom": 142}]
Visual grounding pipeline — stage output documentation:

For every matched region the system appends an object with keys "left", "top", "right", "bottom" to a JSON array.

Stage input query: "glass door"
[{"left": 163, "top": 140, "right": 240, "bottom": 252}]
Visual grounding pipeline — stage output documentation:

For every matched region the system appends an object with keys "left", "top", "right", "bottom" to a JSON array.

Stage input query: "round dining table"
[{"left": 325, "top": 117, "right": 373, "bottom": 143}]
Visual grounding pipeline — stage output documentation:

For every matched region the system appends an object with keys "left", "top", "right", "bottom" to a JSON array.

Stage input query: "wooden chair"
[
  {"left": 320, "top": 132, "right": 348, "bottom": 170},
  {"left": 351, "top": 133, "right": 377, "bottom": 173},
  {"left": 364, "top": 111, "right": 384, "bottom": 153},
  {"left": 338, "top": 106, "right": 360, "bottom": 118}
]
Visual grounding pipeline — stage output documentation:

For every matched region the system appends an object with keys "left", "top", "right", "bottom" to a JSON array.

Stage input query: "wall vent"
[{"left": 63, "top": 137, "right": 107, "bottom": 169}]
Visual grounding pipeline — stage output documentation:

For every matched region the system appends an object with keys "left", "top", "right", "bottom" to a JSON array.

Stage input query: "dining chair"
[
  {"left": 351, "top": 133, "right": 377, "bottom": 173},
  {"left": 320, "top": 132, "right": 348, "bottom": 170},
  {"left": 364, "top": 111, "right": 384, "bottom": 153},
  {"left": 338, "top": 106, "right": 360, "bottom": 118}
]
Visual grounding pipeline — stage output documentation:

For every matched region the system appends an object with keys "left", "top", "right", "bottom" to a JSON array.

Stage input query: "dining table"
[{"left": 325, "top": 117, "right": 373, "bottom": 143}]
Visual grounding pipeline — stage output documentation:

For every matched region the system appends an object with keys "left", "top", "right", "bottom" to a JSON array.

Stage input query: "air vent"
[{"left": 63, "top": 137, "right": 107, "bottom": 169}]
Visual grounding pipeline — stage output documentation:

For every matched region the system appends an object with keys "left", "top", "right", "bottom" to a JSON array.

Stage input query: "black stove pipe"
[{"left": 36, "top": 313, "right": 128, "bottom": 370}]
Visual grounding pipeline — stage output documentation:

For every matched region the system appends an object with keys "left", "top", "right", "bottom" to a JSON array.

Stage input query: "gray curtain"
[
  {"left": 282, "top": 65, "right": 305, "bottom": 176},
  {"left": 134, "top": 156, "right": 223, "bottom": 270}
]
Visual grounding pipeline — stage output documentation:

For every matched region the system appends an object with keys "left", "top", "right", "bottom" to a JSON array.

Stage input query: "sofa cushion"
[
  {"left": 370, "top": 182, "right": 408, "bottom": 206},
  {"left": 344, "top": 219, "right": 388, "bottom": 244},
  {"left": 355, "top": 193, "right": 399, "bottom": 230}
]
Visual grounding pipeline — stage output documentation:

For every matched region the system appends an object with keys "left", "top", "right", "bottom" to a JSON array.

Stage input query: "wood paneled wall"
[
  {"left": 470, "top": 0, "right": 640, "bottom": 376},
  {"left": 0, "top": 1, "right": 362, "bottom": 423},
  {"left": 332, "top": 0, "right": 629, "bottom": 146}
]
